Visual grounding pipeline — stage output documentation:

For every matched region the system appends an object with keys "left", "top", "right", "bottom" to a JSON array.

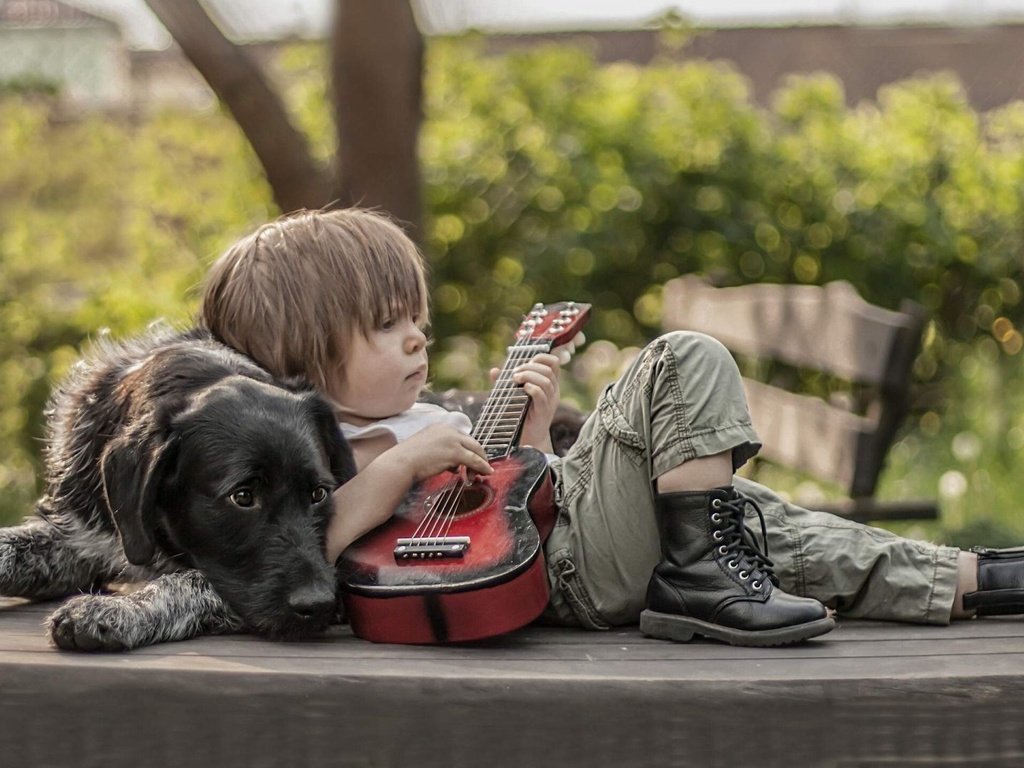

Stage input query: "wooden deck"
[{"left": 2, "top": 597, "right": 1024, "bottom": 768}]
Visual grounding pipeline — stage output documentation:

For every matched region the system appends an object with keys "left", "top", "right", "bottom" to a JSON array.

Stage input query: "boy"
[{"left": 201, "top": 208, "right": 1024, "bottom": 647}]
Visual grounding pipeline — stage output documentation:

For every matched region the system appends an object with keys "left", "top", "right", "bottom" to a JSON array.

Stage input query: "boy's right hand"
[{"left": 381, "top": 423, "right": 492, "bottom": 483}]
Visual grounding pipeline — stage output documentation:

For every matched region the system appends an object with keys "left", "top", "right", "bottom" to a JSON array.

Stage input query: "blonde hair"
[{"left": 201, "top": 208, "right": 429, "bottom": 391}]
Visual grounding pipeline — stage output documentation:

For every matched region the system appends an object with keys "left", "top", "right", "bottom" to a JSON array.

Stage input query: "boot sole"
[{"left": 639, "top": 610, "right": 835, "bottom": 647}]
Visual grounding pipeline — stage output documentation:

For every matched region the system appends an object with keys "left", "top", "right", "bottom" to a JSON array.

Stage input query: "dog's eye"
[
  {"left": 229, "top": 488, "right": 255, "bottom": 508},
  {"left": 311, "top": 486, "right": 330, "bottom": 504}
]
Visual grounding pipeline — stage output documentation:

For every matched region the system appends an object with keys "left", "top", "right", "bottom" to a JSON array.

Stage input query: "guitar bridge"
[{"left": 394, "top": 536, "right": 471, "bottom": 560}]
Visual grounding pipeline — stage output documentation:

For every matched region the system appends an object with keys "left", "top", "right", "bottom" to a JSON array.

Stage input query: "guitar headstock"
[{"left": 516, "top": 302, "right": 592, "bottom": 347}]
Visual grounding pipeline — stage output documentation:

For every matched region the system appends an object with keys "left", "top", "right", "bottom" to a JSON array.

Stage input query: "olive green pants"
[{"left": 543, "top": 331, "right": 960, "bottom": 629}]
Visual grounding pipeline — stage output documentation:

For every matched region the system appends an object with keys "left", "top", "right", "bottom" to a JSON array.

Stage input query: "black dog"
[{"left": 0, "top": 326, "right": 356, "bottom": 650}]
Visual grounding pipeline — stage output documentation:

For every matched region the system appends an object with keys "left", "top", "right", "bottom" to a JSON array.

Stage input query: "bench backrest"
[{"left": 661, "top": 276, "right": 928, "bottom": 498}]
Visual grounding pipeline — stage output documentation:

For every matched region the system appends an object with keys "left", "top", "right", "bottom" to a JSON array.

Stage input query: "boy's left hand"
[{"left": 491, "top": 352, "right": 561, "bottom": 454}]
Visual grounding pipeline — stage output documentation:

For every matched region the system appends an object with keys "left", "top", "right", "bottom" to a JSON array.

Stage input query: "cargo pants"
[{"left": 543, "top": 331, "right": 960, "bottom": 629}]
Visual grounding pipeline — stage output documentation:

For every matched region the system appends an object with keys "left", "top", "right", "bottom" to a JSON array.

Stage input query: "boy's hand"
[
  {"left": 381, "top": 423, "right": 492, "bottom": 482},
  {"left": 551, "top": 332, "right": 585, "bottom": 366},
  {"left": 492, "top": 352, "right": 561, "bottom": 454}
]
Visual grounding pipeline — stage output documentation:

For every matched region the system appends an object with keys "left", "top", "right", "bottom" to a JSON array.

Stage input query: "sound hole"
[{"left": 428, "top": 480, "right": 494, "bottom": 519}]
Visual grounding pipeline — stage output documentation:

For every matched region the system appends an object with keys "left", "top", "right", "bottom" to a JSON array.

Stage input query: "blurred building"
[
  {"left": 125, "top": 9, "right": 1024, "bottom": 114},
  {"left": 0, "top": 0, "right": 129, "bottom": 107},
  {"left": 484, "top": 24, "right": 1024, "bottom": 111},
  {"left": 7, "top": 0, "right": 1024, "bottom": 113}
]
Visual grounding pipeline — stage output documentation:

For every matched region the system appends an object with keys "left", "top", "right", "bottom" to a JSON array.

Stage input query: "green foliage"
[
  {"left": 0, "top": 95, "right": 273, "bottom": 524},
  {"left": 4, "top": 38, "right": 1024, "bottom": 544},
  {"left": 0, "top": 75, "right": 60, "bottom": 97},
  {"left": 418, "top": 41, "right": 1024, "bottom": 376}
]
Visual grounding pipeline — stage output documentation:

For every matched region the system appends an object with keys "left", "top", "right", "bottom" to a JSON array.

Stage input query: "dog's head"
[{"left": 100, "top": 376, "right": 356, "bottom": 640}]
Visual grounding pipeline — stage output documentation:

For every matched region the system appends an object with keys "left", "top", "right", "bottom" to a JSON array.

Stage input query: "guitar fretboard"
[{"left": 471, "top": 341, "right": 552, "bottom": 459}]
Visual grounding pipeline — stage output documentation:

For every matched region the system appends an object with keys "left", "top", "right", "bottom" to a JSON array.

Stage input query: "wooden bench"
[
  {"left": 662, "top": 275, "right": 938, "bottom": 523},
  {"left": 3, "top": 597, "right": 1024, "bottom": 768}
]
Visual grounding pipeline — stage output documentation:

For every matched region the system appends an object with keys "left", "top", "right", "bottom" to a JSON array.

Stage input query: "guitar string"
[
  {"left": 418, "top": 333, "right": 538, "bottom": 546},
  {"left": 405, "top": 328, "right": 537, "bottom": 548},
  {"left": 407, "top": 329, "right": 540, "bottom": 548},
  {"left": 429, "top": 307, "right": 577, "bottom": 543},
  {"left": 429, "top": 336, "right": 540, "bottom": 543},
  {"left": 410, "top": 336, "right": 533, "bottom": 548},
  {"left": 406, "top": 307, "right": 578, "bottom": 553},
  {"left": 432, "top": 303, "right": 581, "bottom": 536}
]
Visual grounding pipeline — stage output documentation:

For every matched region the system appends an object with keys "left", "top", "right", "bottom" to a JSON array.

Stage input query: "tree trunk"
[
  {"left": 143, "top": 0, "right": 331, "bottom": 213},
  {"left": 332, "top": 0, "right": 424, "bottom": 234}
]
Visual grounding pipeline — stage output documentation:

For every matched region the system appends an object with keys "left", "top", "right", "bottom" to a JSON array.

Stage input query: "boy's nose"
[{"left": 406, "top": 325, "right": 427, "bottom": 353}]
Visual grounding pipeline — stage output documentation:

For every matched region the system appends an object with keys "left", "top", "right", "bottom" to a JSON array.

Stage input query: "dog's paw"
[{"left": 48, "top": 595, "right": 135, "bottom": 652}]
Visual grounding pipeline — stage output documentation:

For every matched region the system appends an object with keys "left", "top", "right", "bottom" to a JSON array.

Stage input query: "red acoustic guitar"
[{"left": 339, "top": 302, "right": 591, "bottom": 644}]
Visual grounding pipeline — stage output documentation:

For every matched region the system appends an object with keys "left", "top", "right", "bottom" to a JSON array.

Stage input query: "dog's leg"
[
  {"left": 47, "top": 569, "right": 242, "bottom": 651},
  {"left": 0, "top": 518, "right": 122, "bottom": 600}
]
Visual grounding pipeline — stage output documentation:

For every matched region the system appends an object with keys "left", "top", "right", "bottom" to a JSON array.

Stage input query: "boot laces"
[{"left": 710, "top": 492, "right": 777, "bottom": 588}]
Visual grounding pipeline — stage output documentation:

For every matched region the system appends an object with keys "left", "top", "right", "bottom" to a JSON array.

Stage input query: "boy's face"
[{"left": 327, "top": 315, "right": 429, "bottom": 423}]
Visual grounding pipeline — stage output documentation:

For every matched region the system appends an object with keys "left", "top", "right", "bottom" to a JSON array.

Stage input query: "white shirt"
[
  {"left": 338, "top": 401, "right": 559, "bottom": 464},
  {"left": 338, "top": 402, "right": 472, "bottom": 444}
]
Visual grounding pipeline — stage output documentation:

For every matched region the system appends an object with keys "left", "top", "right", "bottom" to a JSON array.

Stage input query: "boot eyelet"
[
  {"left": 711, "top": 499, "right": 723, "bottom": 509},
  {"left": 751, "top": 580, "right": 762, "bottom": 590},
  {"left": 710, "top": 512, "right": 722, "bottom": 523},
  {"left": 718, "top": 545, "right": 728, "bottom": 556},
  {"left": 712, "top": 530, "right": 724, "bottom": 541},
  {"left": 727, "top": 560, "right": 738, "bottom": 569},
  {"left": 739, "top": 570, "right": 749, "bottom": 580}
]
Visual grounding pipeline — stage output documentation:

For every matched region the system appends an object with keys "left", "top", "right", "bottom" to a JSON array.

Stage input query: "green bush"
[
  {"left": 0, "top": 97, "right": 272, "bottom": 523},
  {"left": 3, "top": 37, "right": 1024, "bottom": 542},
  {"left": 418, "top": 42, "right": 1024, "bottom": 368}
]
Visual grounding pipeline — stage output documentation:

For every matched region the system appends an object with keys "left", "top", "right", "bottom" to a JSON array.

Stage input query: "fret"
[
  {"left": 468, "top": 305, "right": 589, "bottom": 452},
  {"left": 470, "top": 334, "right": 552, "bottom": 446},
  {"left": 480, "top": 435, "right": 518, "bottom": 446},
  {"left": 505, "top": 343, "right": 550, "bottom": 356},
  {"left": 480, "top": 404, "right": 529, "bottom": 413},
  {"left": 480, "top": 398, "right": 529, "bottom": 408}
]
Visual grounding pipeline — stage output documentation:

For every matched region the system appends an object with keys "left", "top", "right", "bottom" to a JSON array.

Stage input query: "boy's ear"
[
  {"left": 100, "top": 430, "right": 180, "bottom": 565},
  {"left": 306, "top": 395, "right": 357, "bottom": 486}
]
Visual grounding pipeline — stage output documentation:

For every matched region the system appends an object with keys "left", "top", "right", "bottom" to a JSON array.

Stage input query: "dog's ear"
[
  {"left": 305, "top": 395, "right": 357, "bottom": 486},
  {"left": 100, "top": 430, "right": 180, "bottom": 565}
]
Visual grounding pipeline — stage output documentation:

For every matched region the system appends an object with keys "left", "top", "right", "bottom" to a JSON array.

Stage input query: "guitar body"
[{"left": 339, "top": 447, "right": 556, "bottom": 644}]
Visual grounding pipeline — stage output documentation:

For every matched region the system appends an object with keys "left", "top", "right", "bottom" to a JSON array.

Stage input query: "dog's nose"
[{"left": 288, "top": 584, "right": 336, "bottom": 619}]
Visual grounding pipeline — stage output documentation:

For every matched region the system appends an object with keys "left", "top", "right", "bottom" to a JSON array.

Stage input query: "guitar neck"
[
  {"left": 471, "top": 340, "right": 553, "bottom": 459},
  {"left": 468, "top": 301, "right": 591, "bottom": 460}
]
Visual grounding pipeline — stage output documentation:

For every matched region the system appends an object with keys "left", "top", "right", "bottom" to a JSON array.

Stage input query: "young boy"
[{"left": 201, "top": 208, "right": 1024, "bottom": 647}]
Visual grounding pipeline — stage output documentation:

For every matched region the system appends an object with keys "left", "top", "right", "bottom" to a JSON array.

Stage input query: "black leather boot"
[
  {"left": 963, "top": 546, "right": 1024, "bottom": 615},
  {"left": 639, "top": 487, "right": 835, "bottom": 647}
]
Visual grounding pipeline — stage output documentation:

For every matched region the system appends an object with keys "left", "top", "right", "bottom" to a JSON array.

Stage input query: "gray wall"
[{"left": 486, "top": 24, "right": 1024, "bottom": 110}]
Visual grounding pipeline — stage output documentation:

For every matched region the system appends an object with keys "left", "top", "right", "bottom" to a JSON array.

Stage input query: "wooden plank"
[
  {"left": 815, "top": 497, "right": 940, "bottom": 522},
  {"left": 663, "top": 276, "right": 933, "bottom": 506},
  {"left": 663, "top": 276, "right": 920, "bottom": 386},
  {"left": 742, "top": 376, "right": 870, "bottom": 491},
  {"left": 2, "top": 599, "right": 1024, "bottom": 767}
]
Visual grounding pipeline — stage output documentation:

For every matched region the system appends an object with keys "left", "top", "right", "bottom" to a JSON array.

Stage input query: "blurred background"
[{"left": 3, "top": 0, "right": 1024, "bottom": 545}]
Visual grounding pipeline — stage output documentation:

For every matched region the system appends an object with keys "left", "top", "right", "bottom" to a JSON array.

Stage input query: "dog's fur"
[{"left": 0, "top": 327, "right": 356, "bottom": 651}]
